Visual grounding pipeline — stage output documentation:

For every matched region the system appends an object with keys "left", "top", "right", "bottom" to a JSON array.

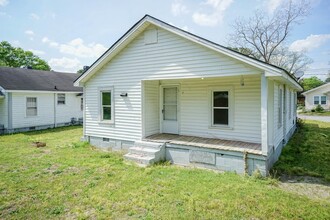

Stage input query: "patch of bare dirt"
[{"left": 279, "top": 175, "right": 330, "bottom": 201}]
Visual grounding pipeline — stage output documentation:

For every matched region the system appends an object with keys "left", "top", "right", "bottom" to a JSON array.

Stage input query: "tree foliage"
[
  {"left": 300, "top": 76, "right": 324, "bottom": 91},
  {"left": 0, "top": 41, "right": 51, "bottom": 71},
  {"left": 229, "top": 0, "right": 311, "bottom": 74}
]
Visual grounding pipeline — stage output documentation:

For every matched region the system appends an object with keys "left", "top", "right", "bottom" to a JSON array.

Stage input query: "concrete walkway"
[{"left": 298, "top": 114, "right": 330, "bottom": 123}]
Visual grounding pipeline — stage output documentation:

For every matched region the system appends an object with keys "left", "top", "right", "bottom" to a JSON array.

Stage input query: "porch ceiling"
[{"left": 144, "top": 134, "right": 262, "bottom": 155}]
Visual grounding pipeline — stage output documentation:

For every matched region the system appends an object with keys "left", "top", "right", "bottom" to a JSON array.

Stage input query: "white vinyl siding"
[
  {"left": 144, "top": 80, "right": 159, "bottom": 137},
  {"left": 11, "top": 92, "right": 82, "bottom": 129},
  {"left": 26, "top": 97, "right": 37, "bottom": 116},
  {"left": 0, "top": 97, "right": 8, "bottom": 128},
  {"left": 278, "top": 88, "right": 283, "bottom": 127},
  {"left": 274, "top": 83, "right": 284, "bottom": 148},
  {"left": 84, "top": 26, "right": 262, "bottom": 142}
]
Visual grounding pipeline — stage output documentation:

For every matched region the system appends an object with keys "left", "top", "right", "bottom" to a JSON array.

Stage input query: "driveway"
[{"left": 298, "top": 114, "right": 330, "bottom": 122}]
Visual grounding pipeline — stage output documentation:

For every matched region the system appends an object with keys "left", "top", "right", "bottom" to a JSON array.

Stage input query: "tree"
[
  {"left": 0, "top": 41, "right": 51, "bottom": 71},
  {"left": 300, "top": 76, "right": 324, "bottom": 91},
  {"left": 229, "top": 0, "right": 311, "bottom": 74}
]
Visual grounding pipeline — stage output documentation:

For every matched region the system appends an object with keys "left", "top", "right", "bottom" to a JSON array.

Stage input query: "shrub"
[{"left": 315, "top": 104, "right": 324, "bottom": 112}]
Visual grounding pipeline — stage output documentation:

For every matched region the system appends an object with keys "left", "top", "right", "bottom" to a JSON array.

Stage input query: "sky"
[{"left": 0, "top": 0, "right": 329, "bottom": 79}]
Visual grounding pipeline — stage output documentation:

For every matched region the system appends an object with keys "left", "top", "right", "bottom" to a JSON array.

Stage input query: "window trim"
[
  {"left": 314, "top": 95, "right": 327, "bottom": 105},
  {"left": 57, "top": 93, "right": 66, "bottom": 105},
  {"left": 98, "top": 87, "right": 114, "bottom": 124},
  {"left": 320, "top": 95, "right": 327, "bottom": 105},
  {"left": 209, "top": 87, "right": 234, "bottom": 129},
  {"left": 26, "top": 97, "right": 38, "bottom": 117}
]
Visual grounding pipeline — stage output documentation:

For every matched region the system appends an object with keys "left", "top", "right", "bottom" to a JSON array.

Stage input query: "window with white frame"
[
  {"left": 278, "top": 88, "right": 283, "bottom": 127},
  {"left": 321, "top": 96, "right": 327, "bottom": 105},
  {"left": 212, "top": 91, "right": 230, "bottom": 126},
  {"left": 314, "top": 95, "right": 327, "bottom": 105},
  {"left": 100, "top": 90, "right": 113, "bottom": 122},
  {"left": 26, "top": 97, "right": 37, "bottom": 116},
  {"left": 57, "top": 93, "right": 65, "bottom": 105}
]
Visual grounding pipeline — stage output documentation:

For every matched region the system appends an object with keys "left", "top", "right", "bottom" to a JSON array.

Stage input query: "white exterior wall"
[
  {"left": 273, "top": 82, "right": 297, "bottom": 149},
  {"left": 11, "top": 92, "right": 82, "bottom": 129},
  {"left": 274, "top": 83, "right": 284, "bottom": 148},
  {"left": 157, "top": 75, "right": 261, "bottom": 143},
  {"left": 84, "top": 25, "right": 262, "bottom": 142},
  {"left": 144, "top": 80, "right": 160, "bottom": 137},
  {"left": 304, "top": 84, "right": 330, "bottom": 110},
  {"left": 55, "top": 93, "right": 83, "bottom": 124},
  {"left": 0, "top": 97, "right": 7, "bottom": 128}
]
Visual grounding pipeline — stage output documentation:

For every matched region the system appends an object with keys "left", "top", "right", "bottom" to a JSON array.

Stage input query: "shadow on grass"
[
  {"left": 21, "top": 125, "right": 83, "bottom": 136},
  {"left": 272, "top": 119, "right": 330, "bottom": 183}
]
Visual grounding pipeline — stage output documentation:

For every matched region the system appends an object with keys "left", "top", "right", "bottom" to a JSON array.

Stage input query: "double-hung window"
[
  {"left": 212, "top": 90, "right": 231, "bottom": 126},
  {"left": 26, "top": 97, "right": 37, "bottom": 116},
  {"left": 321, "top": 96, "right": 327, "bottom": 105},
  {"left": 57, "top": 93, "right": 65, "bottom": 105},
  {"left": 100, "top": 89, "right": 113, "bottom": 122},
  {"left": 314, "top": 95, "right": 327, "bottom": 105}
]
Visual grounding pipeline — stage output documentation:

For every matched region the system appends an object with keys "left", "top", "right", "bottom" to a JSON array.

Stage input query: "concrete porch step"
[
  {"left": 128, "top": 146, "right": 159, "bottom": 157},
  {"left": 124, "top": 153, "right": 155, "bottom": 166},
  {"left": 124, "top": 140, "right": 166, "bottom": 166},
  {"left": 134, "top": 140, "right": 164, "bottom": 149}
]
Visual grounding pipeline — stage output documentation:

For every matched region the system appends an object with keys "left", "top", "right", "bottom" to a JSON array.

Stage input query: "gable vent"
[{"left": 144, "top": 28, "right": 158, "bottom": 45}]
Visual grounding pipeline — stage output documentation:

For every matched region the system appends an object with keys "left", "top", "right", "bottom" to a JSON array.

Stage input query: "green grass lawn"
[
  {"left": 1, "top": 126, "right": 330, "bottom": 219},
  {"left": 299, "top": 111, "right": 330, "bottom": 116},
  {"left": 272, "top": 120, "right": 330, "bottom": 180}
]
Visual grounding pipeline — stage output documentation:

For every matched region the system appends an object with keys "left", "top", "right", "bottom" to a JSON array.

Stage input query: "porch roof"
[{"left": 144, "top": 133, "right": 262, "bottom": 155}]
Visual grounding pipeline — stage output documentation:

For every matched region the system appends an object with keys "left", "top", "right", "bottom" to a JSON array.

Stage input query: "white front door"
[{"left": 161, "top": 86, "right": 179, "bottom": 134}]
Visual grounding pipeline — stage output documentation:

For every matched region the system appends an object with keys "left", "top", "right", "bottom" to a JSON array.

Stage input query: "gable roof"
[
  {"left": 0, "top": 66, "right": 82, "bottom": 92},
  {"left": 302, "top": 82, "right": 330, "bottom": 95},
  {"left": 74, "top": 14, "right": 302, "bottom": 90}
]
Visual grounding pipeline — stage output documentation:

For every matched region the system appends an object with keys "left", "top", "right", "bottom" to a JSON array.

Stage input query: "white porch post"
[{"left": 261, "top": 73, "right": 268, "bottom": 155}]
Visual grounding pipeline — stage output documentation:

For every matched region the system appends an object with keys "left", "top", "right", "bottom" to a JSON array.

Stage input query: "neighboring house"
[
  {"left": 302, "top": 83, "right": 330, "bottom": 110},
  {"left": 0, "top": 67, "right": 83, "bottom": 134},
  {"left": 74, "top": 15, "right": 302, "bottom": 175}
]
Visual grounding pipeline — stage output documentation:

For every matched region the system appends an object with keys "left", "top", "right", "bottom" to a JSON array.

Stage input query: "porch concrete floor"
[{"left": 144, "top": 133, "right": 262, "bottom": 155}]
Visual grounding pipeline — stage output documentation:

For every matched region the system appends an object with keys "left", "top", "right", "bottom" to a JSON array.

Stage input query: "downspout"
[{"left": 54, "top": 93, "right": 57, "bottom": 128}]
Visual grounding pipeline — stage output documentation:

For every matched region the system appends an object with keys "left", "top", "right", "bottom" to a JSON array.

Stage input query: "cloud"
[
  {"left": 28, "top": 49, "right": 45, "bottom": 55},
  {"left": 42, "top": 37, "right": 107, "bottom": 58},
  {"left": 0, "top": 0, "right": 8, "bottom": 6},
  {"left": 289, "top": 34, "right": 330, "bottom": 52},
  {"left": 171, "top": 0, "right": 189, "bottom": 16},
  {"left": 42, "top": 37, "right": 59, "bottom": 47},
  {"left": 192, "top": 0, "right": 233, "bottom": 26},
  {"left": 25, "top": 30, "right": 34, "bottom": 36},
  {"left": 266, "top": 0, "right": 284, "bottom": 14},
  {"left": 58, "top": 38, "right": 107, "bottom": 58},
  {"left": 30, "top": 13, "right": 40, "bottom": 20},
  {"left": 48, "top": 57, "right": 81, "bottom": 72}
]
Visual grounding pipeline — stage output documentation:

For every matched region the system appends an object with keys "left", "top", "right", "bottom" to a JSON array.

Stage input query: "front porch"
[{"left": 144, "top": 133, "right": 262, "bottom": 155}]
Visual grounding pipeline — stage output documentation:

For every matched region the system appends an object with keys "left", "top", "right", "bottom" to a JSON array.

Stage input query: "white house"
[
  {"left": 74, "top": 15, "right": 302, "bottom": 175},
  {"left": 302, "top": 83, "right": 330, "bottom": 110},
  {"left": 0, "top": 67, "right": 83, "bottom": 134}
]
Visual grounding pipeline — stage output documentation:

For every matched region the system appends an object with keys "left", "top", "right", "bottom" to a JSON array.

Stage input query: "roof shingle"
[{"left": 0, "top": 67, "right": 82, "bottom": 92}]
